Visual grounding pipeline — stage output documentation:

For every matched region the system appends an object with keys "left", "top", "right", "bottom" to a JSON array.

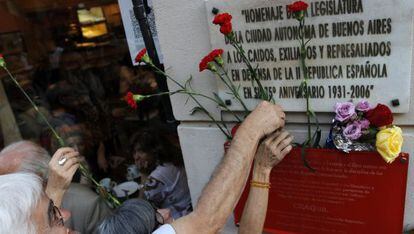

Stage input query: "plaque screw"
[
  {"left": 225, "top": 99, "right": 232, "bottom": 106},
  {"left": 212, "top": 7, "right": 219, "bottom": 15},
  {"left": 391, "top": 99, "right": 400, "bottom": 107},
  {"left": 400, "top": 153, "right": 408, "bottom": 163}
]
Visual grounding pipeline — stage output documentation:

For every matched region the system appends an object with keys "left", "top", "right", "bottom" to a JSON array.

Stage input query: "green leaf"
[
  {"left": 312, "top": 129, "right": 322, "bottom": 148},
  {"left": 189, "top": 106, "right": 204, "bottom": 115},
  {"left": 184, "top": 76, "right": 193, "bottom": 89},
  {"left": 308, "top": 110, "right": 319, "bottom": 127},
  {"left": 184, "top": 96, "right": 191, "bottom": 105},
  {"left": 213, "top": 92, "right": 226, "bottom": 108},
  {"left": 308, "top": 110, "right": 321, "bottom": 147},
  {"left": 300, "top": 144, "right": 316, "bottom": 172}
]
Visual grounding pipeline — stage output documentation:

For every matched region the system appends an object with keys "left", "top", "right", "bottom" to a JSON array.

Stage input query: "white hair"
[
  {"left": 0, "top": 173, "right": 43, "bottom": 234},
  {"left": 0, "top": 141, "right": 51, "bottom": 180},
  {"left": 98, "top": 199, "right": 157, "bottom": 234}
]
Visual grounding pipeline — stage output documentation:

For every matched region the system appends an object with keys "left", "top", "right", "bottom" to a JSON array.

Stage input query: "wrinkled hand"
[
  {"left": 254, "top": 130, "right": 293, "bottom": 172},
  {"left": 242, "top": 101, "right": 286, "bottom": 139},
  {"left": 46, "top": 147, "right": 80, "bottom": 207}
]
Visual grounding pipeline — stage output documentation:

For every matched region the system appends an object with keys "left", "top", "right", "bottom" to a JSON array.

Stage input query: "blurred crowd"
[
  {"left": 0, "top": 47, "right": 195, "bottom": 233},
  {"left": 3, "top": 49, "right": 165, "bottom": 178}
]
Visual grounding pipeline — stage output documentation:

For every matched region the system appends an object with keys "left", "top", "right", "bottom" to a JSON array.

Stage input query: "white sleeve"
[{"left": 152, "top": 224, "right": 176, "bottom": 234}]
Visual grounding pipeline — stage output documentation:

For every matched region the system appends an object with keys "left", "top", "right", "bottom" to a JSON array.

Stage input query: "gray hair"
[
  {"left": 0, "top": 140, "right": 51, "bottom": 180},
  {"left": 0, "top": 172, "right": 43, "bottom": 234},
  {"left": 98, "top": 199, "right": 157, "bottom": 234}
]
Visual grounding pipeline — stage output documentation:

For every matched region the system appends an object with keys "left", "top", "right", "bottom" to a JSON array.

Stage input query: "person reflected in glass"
[{"left": 131, "top": 127, "right": 192, "bottom": 220}]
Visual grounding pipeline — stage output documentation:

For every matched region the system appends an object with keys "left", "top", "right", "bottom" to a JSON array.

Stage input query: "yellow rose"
[{"left": 376, "top": 126, "right": 403, "bottom": 163}]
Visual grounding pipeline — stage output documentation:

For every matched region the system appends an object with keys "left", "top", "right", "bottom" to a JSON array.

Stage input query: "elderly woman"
[
  {"left": 0, "top": 172, "right": 75, "bottom": 234},
  {"left": 98, "top": 199, "right": 170, "bottom": 233},
  {"left": 0, "top": 141, "right": 111, "bottom": 233},
  {"left": 131, "top": 127, "right": 192, "bottom": 219}
]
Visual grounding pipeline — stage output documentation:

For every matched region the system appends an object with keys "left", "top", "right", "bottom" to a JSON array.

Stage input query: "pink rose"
[
  {"left": 334, "top": 102, "right": 356, "bottom": 122},
  {"left": 356, "top": 119, "right": 370, "bottom": 129},
  {"left": 343, "top": 123, "right": 362, "bottom": 140},
  {"left": 356, "top": 100, "right": 371, "bottom": 112}
]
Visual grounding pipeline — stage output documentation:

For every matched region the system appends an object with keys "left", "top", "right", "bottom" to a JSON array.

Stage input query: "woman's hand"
[
  {"left": 240, "top": 101, "right": 286, "bottom": 140},
  {"left": 254, "top": 130, "right": 293, "bottom": 173},
  {"left": 46, "top": 147, "right": 80, "bottom": 207}
]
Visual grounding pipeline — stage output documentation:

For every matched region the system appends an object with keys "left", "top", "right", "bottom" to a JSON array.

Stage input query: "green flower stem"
[
  {"left": 299, "top": 18, "right": 317, "bottom": 147},
  {"left": 2, "top": 67, "right": 65, "bottom": 146},
  {"left": 143, "top": 90, "right": 242, "bottom": 122},
  {"left": 227, "top": 35, "right": 274, "bottom": 102},
  {"left": 1, "top": 66, "right": 121, "bottom": 208},
  {"left": 185, "top": 91, "right": 243, "bottom": 122},
  {"left": 149, "top": 64, "right": 232, "bottom": 139},
  {"left": 79, "top": 163, "right": 121, "bottom": 207},
  {"left": 213, "top": 69, "right": 249, "bottom": 113}
]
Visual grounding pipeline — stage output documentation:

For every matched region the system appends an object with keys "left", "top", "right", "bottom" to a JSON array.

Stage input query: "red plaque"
[{"left": 234, "top": 148, "right": 409, "bottom": 234}]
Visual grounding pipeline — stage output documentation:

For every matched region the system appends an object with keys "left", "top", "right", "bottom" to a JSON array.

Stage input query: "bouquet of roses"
[{"left": 327, "top": 100, "right": 403, "bottom": 163}]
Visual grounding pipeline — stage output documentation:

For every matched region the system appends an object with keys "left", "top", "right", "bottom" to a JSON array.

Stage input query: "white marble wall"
[{"left": 151, "top": 0, "right": 414, "bottom": 232}]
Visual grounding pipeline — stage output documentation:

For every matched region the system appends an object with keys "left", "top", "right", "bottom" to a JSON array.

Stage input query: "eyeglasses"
[{"left": 47, "top": 200, "right": 64, "bottom": 227}]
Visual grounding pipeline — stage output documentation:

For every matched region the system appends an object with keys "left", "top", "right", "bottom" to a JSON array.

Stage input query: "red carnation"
[
  {"left": 199, "top": 56, "right": 211, "bottom": 72},
  {"left": 135, "top": 48, "right": 147, "bottom": 63},
  {"left": 231, "top": 124, "right": 240, "bottom": 137},
  {"left": 365, "top": 104, "right": 393, "bottom": 127},
  {"left": 0, "top": 54, "right": 5, "bottom": 67},
  {"left": 124, "top": 92, "right": 138, "bottom": 109},
  {"left": 199, "top": 49, "right": 224, "bottom": 72},
  {"left": 220, "top": 22, "right": 233, "bottom": 35},
  {"left": 209, "top": 49, "right": 224, "bottom": 66},
  {"left": 213, "top": 13, "right": 232, "bottom": 25},
  {"left": 208, "top": 49, "right": 224, "bottom": 58},
  {"left": 287, "top": 1, "right": 309, "bottom": 13}
]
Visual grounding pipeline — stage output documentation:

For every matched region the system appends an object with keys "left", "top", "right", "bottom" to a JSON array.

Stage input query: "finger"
[
  {"left": 54, "top": 147, "right": 76, "bottom": 156},
  {"left": 279, "top": 145, "right": 293, "bottom": 159},
  {"left": 264, "top": 130, "right": 281, "bottom": 145},
  {"left": 268, "top": 130, "right": 282, "bottom": 141},
  {"left": 63, "top": 151, "right": 80, "bottom": 160},
  {"left": 278, "top": 136, "right": 294, "bottom": 149},
  {"left": 274, "top": 105, "right": 286, "bottom": 126},
  {"left": 66, "top": 162, "right": 80, "bottom": 177},
  {"left": 62, "top": 157, "right": 81, "bottom": 170},
  {"left": 273, "top": 131, "right": 290, "bottom": 146},
  {"left": 51, "top": 148, "right": 76, "bottom": 162}
]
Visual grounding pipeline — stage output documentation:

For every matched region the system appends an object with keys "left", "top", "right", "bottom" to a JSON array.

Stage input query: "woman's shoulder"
[{"left": 149, "top": 163, "right": 182, "bottom": 182}]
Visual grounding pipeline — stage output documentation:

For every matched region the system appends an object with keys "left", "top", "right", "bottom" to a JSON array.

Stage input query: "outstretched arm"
[
  {"left": 238, "top": 130, "right": 293, "bottom": 234},
  {"left": 172, "top": 101, "right": 285, "bottom": 234}
]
